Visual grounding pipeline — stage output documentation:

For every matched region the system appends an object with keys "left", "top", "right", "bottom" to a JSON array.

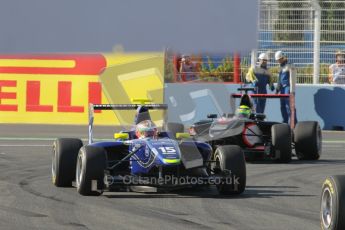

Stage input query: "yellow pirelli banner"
[{"left": 0, "top": 52, "right": 164, "bottom": 125}]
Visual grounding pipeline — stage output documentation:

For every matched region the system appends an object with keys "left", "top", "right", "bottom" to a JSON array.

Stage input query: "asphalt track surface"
[{"left": 0, "top": 124, "right": 345, "bottom": 230}]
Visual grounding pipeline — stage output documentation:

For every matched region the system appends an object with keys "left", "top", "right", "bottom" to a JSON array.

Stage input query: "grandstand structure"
[{"left": 257, "top": 0, "right": 345, "bottom": 83}]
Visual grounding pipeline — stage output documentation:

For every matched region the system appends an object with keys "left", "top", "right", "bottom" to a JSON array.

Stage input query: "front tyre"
[
  {"left": 213, "top": 145, "right": 246, "bottom": 195},
  {"left": 321, "top": 175, "right": 345, "bottom": 230},
  {"left": 76, "top": 146, "right": 107, "bottom": 196},
  {"left": 52, "top": 138, "right": 83, "bottom": 187},
  {"left": 271, "top": 124, "right": 292, "bottom": 163},
  {"left": 295, "top": 121, "right": 322, "bottom": 160}
]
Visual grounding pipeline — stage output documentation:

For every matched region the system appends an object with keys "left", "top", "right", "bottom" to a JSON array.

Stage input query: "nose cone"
[
  {"left": 161, "top": 158, "right": 181, "bottom": 164},
  {"left": 148, "top": 139, "right": 181, "bottom": 165}
]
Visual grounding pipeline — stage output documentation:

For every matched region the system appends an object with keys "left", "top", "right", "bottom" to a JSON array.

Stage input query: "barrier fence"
[
  {"left": 258, "top": 0, "right": 345, "bottom": 84},
  {"left": 164, "top": 0, "right": 345, "bottom": 84}
]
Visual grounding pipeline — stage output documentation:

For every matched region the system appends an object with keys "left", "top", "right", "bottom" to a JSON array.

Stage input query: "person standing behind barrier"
[
  {"left": 328, "top": 51, "right": 345, "bottom": 84},
  {"left": 275, "top": 51, "right": 297, "bottom": 125},
  {"left": 179, "top": 55, "right": 198, "bottom": 81},
  {"left": 245, "top": 52, "right": 275, "bottom": 113}
]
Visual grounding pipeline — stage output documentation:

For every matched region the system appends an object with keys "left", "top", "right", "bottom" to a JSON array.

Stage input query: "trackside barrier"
[
  {"left": 164, "top": 83, "right": 345, "bottom": 130},
  {"left": 0, "top": 53, "right": 164, "bottom": 125},
  {"left": 1, "top": 52, "right": 343, "bottom": 129}
]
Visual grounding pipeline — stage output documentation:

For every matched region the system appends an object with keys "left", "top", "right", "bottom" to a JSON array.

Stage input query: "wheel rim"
[
  {"left": 321, "top": 187, "right": 333, "bottom": 228},
  {"left": 76, "top": 154, "right": 83, "bottom": 187},
  {"left": 51, "top": 145, "right": 56, "bottom": 181}
]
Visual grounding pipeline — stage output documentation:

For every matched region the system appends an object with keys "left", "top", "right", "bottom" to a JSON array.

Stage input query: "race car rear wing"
[
  {"left": 231, "top": 93, "right": 290, "bottom": 98},
  {"left": 91, "top": 103, "right": 168, "bottom": 111},
  {"left": 88, "top": 103, "right": 168, "bottom": 144},
  {"left": 230, "top": 93, "right": 290, "bottom": 112}
]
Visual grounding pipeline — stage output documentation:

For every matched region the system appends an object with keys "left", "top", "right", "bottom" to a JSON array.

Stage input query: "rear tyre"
[
  {"left": 52, "top": 138, "right": 83, "bottom": 187},
  {"left": 294, "top": 121, "right": 322, "bottom": 160},
  {"left": 213, "top": 145, "right": 246, "bottom": 195},
  {"left": 164, "top": 122, "right": 184, "bottom": 138},
  {"left": 76, "top": 146, "right": 107, "bottom": 196},
  {"left": 271, "top": 124, "right": 292, "bottom": 163},
  {"left": 320, "top": 175, "right": 345, "bottom": 230}
]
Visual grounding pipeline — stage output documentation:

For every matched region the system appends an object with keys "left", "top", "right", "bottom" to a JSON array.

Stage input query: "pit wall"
[{"left": 164, "top": 83, "right": 345, "bottom": 130}]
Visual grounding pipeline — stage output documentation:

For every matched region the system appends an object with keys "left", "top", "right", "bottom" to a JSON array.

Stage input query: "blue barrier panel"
[{"left": 165, "top": 83, "right": 345, "bottom": 130}]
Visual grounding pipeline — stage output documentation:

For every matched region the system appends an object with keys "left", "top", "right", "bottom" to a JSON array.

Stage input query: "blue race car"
[{"left": 52, "top": 100, "right": 246, "bottom": 196}]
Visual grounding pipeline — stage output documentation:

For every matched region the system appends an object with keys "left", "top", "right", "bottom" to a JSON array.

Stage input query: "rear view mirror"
[{"left": 207, "top": 114, "right": 218, "bottom": 119}]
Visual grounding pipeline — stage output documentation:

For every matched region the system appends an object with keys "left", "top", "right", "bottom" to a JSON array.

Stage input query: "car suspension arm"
[{"left": 107, "top": 146, "right": 141, "bottom": 170}]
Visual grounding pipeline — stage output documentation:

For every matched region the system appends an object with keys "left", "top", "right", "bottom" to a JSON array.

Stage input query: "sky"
[{"left": 0, "top": 0, "right": 258, "bottom": 53}]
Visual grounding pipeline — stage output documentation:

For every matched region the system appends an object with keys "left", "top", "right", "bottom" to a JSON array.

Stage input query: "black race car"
[{"left": 186, "top": 88, "right": 322, "bottom": 163}]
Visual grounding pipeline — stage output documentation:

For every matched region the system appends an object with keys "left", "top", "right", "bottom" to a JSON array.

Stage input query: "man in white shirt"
[{"left": 329, "top": 51, "right": 345, "bottom": 84}]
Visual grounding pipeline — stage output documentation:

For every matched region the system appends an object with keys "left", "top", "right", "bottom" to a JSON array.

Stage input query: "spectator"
[
  {"left": 329, "top": 51, "right": 345, "bottom": 84},
  {"left": 245, "top": 52, "right": 275, "bottom": 113},
  {"left": 275, "top": 51, "right": 297, "bottom": 125},
  {"left": 179, "top": 55, "right": 198, "bottom": 81}
]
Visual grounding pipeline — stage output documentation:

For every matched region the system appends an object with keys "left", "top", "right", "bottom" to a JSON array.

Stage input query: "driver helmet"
[
  {"left": 239, "top": 94, "right": 253, "bottom": 109},
  {"left": 135, "top": 120, "right": 158, "bottom": 139},
  {"left": 236, "top": 105, "right": 251, "bottom": 118}
]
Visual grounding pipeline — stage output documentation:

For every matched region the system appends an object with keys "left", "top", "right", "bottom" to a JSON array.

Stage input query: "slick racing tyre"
[
  {"left": 213, "top": 145, "right": 246, "bottom": 195},
  {"left": 76, "top": 146, "right": 107, "bottom": 196},
  {"left": 52, "top": 138, "right": 83, "bottom": 187},
  {"left": 320, "top": 175, "right": 345, "bottom": 230},
  {"left": 294, "top": 121, "right": 322, "bottom": 160},
  {"left": 271, "top": 124, "right": 292, "bottom": 163}
]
